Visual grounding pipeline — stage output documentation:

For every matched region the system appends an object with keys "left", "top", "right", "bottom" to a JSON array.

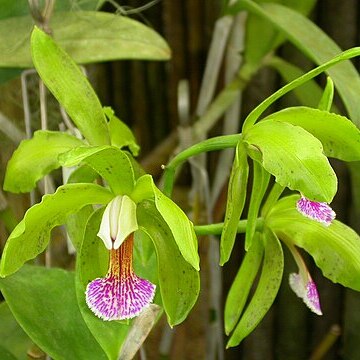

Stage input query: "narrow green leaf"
[
  {"left": 0, "top": 183, "right": 113, "bottom": 277},
  {"left": 137, "top": 201, "right": 200, "bottom": 327},
  {"left": 224, "top": 234, "right": 264, "bottom": 335},
  {"left": 220, "top": 141, "right": 249, "bottom": 265},
  {"left": 3, "top": 130, "right": 84, "bottom": 193},
  {"left": 0, "top": 11, "right": 170, "bottom": 68},
  {"left": 59, "top": 146, "right": 136, "bottom": 195},
  {"left": 318, "top": 77, "right": 334, "bottom": 111},
  {"left": 243, "top": 120, "right": 337, "bottom": 202},
  {"left": 227, "top": 228, "right": 284, "bottom": 347},
  {"left": 0, "top": 302, "right": 32, "bottom": 360},
  {"left": 76, "top": 210, "right": 130, "bottom": 359},
  {"left": 0, "top": 266, "right": 107, "bottom": 359},
  {"left": 245, "top": 161, "right": 270, "bottom": 250},
  {"left": 267, "top": 195, "right": 360, "bottom": 291},
  {"left": 31, "top": 27, "right": 110, "bottom": 146},
  {"left": 263, "top": 107, "right": 360, "bottom": 161},
  {"left": 132, "top": 175, "right": 199, "bottom": 270},
  {"left": 104, "top": 107, "right": 140, "bottom": 156}
]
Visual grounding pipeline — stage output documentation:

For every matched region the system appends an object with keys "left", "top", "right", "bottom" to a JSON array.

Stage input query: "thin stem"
[
  {"left": 194, "top": 218, "right": 264, "bottom": 236},
  {"left": 162, "top": 134, "right": 241, "bottom": 197}
]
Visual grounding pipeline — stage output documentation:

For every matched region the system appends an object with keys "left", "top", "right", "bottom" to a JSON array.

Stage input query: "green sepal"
[
  {"left": 0, "top": 183, "right": 113, "bottom": 277},
  {"left": 245, "top": 161, "right": 270, "bottom": 250},
  {"left": 227, "top": 228, "right": 284, "bottom": 347},
  {"left": 220, "top": 140, "right": 249, "bottom": 265},
  {"left": 31, "top": 26, "right": 110, "bottom": 146},
  {"left": 266, "top": 195, "right": 360, "bottom": 291},
  {"left": 243, "top": 119, "right": 337, "bottom": 202},
  {"left": 59, "top": 146, "right": 136, "bottom": 195},
  {"left": 3, "top": 130, "right": 84, "bottom": 193},
  {"left": 132, "top": 175, "right": 199, "bottom": 270},
  {"left": 137, "top": 201, "right": 200, "bottom": 326},
  {"left": 0, "top": 266, "right": 107, "bottom": 359},
  {"left": 318, "top": 77, "right": 334, "bottom": 111},
  {"left": 262, "top": 107, "right": 360, "bottom": 162},
  {"left": 224, "top": 233, "right": 264, "bottom": 335},
  {"left": 104, "top": 107, "right": 140, "bottom": 156}
]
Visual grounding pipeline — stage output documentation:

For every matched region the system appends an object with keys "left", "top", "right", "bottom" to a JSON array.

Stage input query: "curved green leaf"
[
  {"left": 59, "top": 146, "right": 136, "bottom": 195},
  {"left": 132, "top": 175, "right": 199, "bottom": 270},
  {"left": 31, "top": 26, "right": 110, "bottom": 146},
  {"left": 227, "top": 228, "right": 284, "bottom": 347},
  {"left": 0, "top": 183, "right": 113, "bottom": 277},
  {"left": 137, "top": 201, "right": 200, "bottom": 326},
  {"left": 1, "top": 11, "right": 170, "bottom": 68},
  {"left": 224, "top": 234, "right": 264, "bottom": 335},
  {"left": 318, "top": 77, "right": 334, "bottom": 111},
  {"left": 104, "top": 107, "right": 140, "bottom": 156},
  {"left": 220, "top": 141, "right": 249, "bottom": 265},
  {"left": 4, "top": 130, "right": 84, "bottom": 193},
  {"left": 0, "top": 266, "right": 107, "bottom": 360},
  {"left": 244, "top": 120, "right": 337, "bottom": 202},
  {"left": 263, "top": 107, "right": 360, "bottom": 162},
  {"left": 267, "top": 195, "right": 360, "bottom": 291}
]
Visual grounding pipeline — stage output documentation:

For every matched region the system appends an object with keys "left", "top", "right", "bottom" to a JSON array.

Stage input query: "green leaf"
[
  {"left": 267, "top": 195, "right": 360, "bottom": 291},
  {"left": 0, "top": 302, "right": 32, "bottom": 360},
  {"left": 3, "top": 130, "right": 84, "bottom": 193},
  {"left": 220, "top": 141, "right": 249, "bottom": 265},
  {"left": 318, "top": 77, "right": 334, "bottom": 111},
  {"left": 132, "top": 175, "right": 199, "bottom": 270},
  {"left": 137, "top": 201, "right": 200, "bottom": 326},
  {"left": 0, "top": 183, "right": 113, "bottom": 277},
  {"left": 0, "top": 11, "right": 170, "bottom": 68},
  {"left": 104, "top": 107, "right": 140, "bottom": 156},
  {"left": 0, "top": 346, "right": 17, "bottom": 360},
  {"left": 0, "top": 266, "right": 107, "bottom": 359},
  {"left": 60, "top": 146, "right": 136, "bottom": 195},
  {"left": 263, "top": 107, "right": 360, "bottom": 162},
  {"left": 31, "top": 27, "right": 110, "bottom": 146},
  {"left": 224, "top": 234, "right": 264, "bottom": 335},
  {"left": 243, "top": 120, "right": 337, "bottom": 202},
  {"left": 235, "top": 0, "right": 360, "bottom": 126},
  {"left": 227, "top": 228, "right": 284, "bottom": 347},
  {"left": 245, "top": 161, "right": 270, "bottom": 250}
]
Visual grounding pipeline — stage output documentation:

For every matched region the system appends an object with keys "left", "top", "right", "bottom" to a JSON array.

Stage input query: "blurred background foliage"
[{"left": 1, "top": 0, "right": 360, "bottom": 359}]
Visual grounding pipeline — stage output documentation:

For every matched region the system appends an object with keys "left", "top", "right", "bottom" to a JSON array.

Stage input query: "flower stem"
[
  {"left": 162, "top": 134, "right": 241, "bottom": 197},
  {"left": 194, "top": 218, "right": 264, "bottom": 236},
  {"left": 261, "top": 182, "right": 285, "bottom": 217}
]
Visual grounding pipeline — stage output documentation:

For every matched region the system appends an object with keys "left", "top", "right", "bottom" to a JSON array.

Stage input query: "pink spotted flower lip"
[
  {"left": 86, "top": 234, "right": 156, "bottom": 321},
  {"left": 296, "top": 195, "right": 336, "bottom": 226},
  {"left": 85, "top": 195, "right": 156, "bottom": 321}
]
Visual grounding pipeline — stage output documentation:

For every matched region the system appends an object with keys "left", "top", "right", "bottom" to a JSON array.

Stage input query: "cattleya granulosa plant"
[{"left": 2, "top": 23, "right": 360, "bottom": 359}]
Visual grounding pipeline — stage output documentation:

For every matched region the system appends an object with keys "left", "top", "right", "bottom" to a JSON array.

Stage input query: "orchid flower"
[
  {"left": 296, "top": 195, "right": 336, "bottom": 226},
  {"left": 287, "top": 244, "right": 322, "bottom": 315},
  {"left": 86, "top": 195, "right": 156, "bottom": 321}
]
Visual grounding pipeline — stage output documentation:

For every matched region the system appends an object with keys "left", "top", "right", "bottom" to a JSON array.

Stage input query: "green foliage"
[
  {"left": 227, "top": 228, "right": 284, "bottom": 347},
  {"left": 0, "top": 184, "right": 113, "bottom": 277},
  {"left": 3, "top": 130, "right": 84, "bottom": 193},
  {"left": 262, "top": 107, "right": 360, "bottom": 161},
  {"left": 137, "top": 201, "right": 200, "bottom": 326},
  {"left": 31, "top": 27, "right": 110, "bottom": 146},
  {"left": 267, "top": 195, "right": 360, "bottom": 291},
  {"left": 0, "top": 266, "right": 108, "bottom": 359},
  {"left": 243, "top": 120, "right": 337, "bottom": 202},
  {"left": 220, "top": 140, "right": 249, "bottom": 265}
]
